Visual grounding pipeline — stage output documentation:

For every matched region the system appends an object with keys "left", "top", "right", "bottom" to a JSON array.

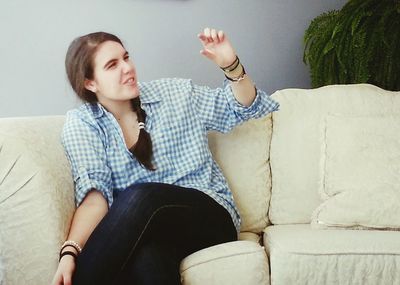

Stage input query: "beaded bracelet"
[
  {"left": 225, "top": 66, "right": 246, "bottom": 82},
  {"left": 60, "top": 244, "right": 80, "bottom": 255},
  {"left": 61, "top": 240, "right": 82, "bottom": 253}
]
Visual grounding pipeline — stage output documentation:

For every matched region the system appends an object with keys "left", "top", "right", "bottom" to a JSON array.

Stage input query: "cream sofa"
[{"left": 1, "top": 84, "right": 400, "bottom": 285}]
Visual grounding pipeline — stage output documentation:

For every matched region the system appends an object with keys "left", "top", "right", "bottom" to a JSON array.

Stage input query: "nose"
[{"left": 122, "top": 60, "right": 134, "bottom": 73}]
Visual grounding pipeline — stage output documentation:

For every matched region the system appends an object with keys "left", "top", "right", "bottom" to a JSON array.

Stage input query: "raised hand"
[{"left": 198, "top": 28, "right": 237, "bottom": 69}]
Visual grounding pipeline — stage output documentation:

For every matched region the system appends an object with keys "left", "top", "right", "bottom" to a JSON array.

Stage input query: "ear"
[{"left": 84, "top": 79, "right": 97, "bottom": 93}]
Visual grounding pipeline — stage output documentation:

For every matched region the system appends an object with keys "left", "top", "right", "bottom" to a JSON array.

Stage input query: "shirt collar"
[
  {"left": 85, "top": 103, "right": 106, "bottom": 119},
  {"left": 138, "top": 81, "right": 162, "bottom": 104}
]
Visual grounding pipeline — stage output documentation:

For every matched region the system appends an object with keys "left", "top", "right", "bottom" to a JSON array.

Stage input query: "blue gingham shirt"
[{"left": 62, "top": 78, "right": 279, "bottom": 232}]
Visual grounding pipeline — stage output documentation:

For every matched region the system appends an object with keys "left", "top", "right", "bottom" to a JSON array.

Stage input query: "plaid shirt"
[{"left": 61, "top": 78, "right": 279, "bottom": 232}]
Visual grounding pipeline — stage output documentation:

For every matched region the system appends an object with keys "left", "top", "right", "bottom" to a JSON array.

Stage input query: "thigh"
[
  {"left": 143, "top": 193, "right": 237, "bottom": 259},
  {"left": 114, "top": 191, "right": 237, "bottom": 285},
  {"left": 73, "top": 183, "right": 236, "bottom": 285}
]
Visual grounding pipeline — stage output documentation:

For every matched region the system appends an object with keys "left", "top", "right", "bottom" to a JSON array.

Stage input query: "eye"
[
  {"left": 104, "top": 61, "right": 117, "bottom": 70},
  {"left": 124, "top": 54, "right": 130, "bottom": 61}
]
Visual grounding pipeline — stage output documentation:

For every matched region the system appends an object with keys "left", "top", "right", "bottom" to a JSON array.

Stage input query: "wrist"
[
  {"left": 59, "top": 240, "right": 82, "bottom": 262},
  {"left": 224, "top": 63, "right": 244, "bottom": 78},
  {"left": 220, "top": 55, "right": 247, "bottom": 82},
  {"left": 60, "top": 245, "right": 78, "bottom": 255},
  {"left": 220, "top": 55, "right": 239, "bottom": 72},
  {"left": 59, "top": 250, "right": 78, "bottom": 262},
  {"left": 61, "top": 240, "right": 82, "bottom": 253}
]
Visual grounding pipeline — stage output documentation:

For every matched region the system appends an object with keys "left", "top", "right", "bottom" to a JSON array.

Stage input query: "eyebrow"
[{"left": 103, "top": 51, "right": 129, "bottom": 69}]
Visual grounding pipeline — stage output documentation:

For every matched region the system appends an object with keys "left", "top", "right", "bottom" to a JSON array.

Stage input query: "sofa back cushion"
[
  {"left": 208, "top": 115, "right": 273, "bottom": 233},
  {"left": 0, "top": 116, "right": 75, "bottom": 285},
  {"left": 268, "top": 84, "right": 400, "bottom": 224}
]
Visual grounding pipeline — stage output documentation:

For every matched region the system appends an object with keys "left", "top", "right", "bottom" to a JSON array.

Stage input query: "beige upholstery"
[
  {"left": 238, "top": 232, "right": 261, "bottom": 243},
  {"left": 264, "top": 225, "right": 400, "bottom": 284},
  {"left": 266, "top": 84, "right": 400, "bottom": 285},
  {"left": 180, "top": 241, "right": 269, "bottom": 285},
  {"left": 0, "top": 114, "right": 272, "bottom": 285},
  {"left": 311, "top": 115, "right": 400, "bottom": 230},
  {"left": 268, "top": 84, "right": 400, "bottom": 224},
  {"left": 2, "top": 84, "right": 400, "bottom": 285},
  {"left": 0, "top": 117, "right": 75, "bottom": 285},
  {"left": 208, "top": 115, "right": 273, "bottom": 233}
]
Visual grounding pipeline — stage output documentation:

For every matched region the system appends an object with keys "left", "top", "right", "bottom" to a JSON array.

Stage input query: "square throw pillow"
[{"left": 312, "top": 115, "right": 400, "bottom": 230}]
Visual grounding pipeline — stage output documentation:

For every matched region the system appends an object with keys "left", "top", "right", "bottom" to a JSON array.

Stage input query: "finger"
[
  {"left": 217, "top": 30, "right": 224, "bottom": 42},
  {"left": 211, "top": 29, "right": 218, "bottom": 42},
  {"left": 197, "top": 33, "right": 208, "bottom": 45},
  {"left": 200, "top": 49, "right": 215, "bottom": 60},
  {"left": 204, "top": 27, "right": 212, "bottom": 42}
]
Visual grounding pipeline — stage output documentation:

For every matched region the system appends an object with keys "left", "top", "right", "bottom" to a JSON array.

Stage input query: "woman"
[{"left": 52, "top": 27, "right": 279, "bottom": 285}]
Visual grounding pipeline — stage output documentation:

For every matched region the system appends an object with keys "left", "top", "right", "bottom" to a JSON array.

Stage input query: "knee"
[
  {"left": 125, "top": 240, "right": 181, "bottom": 284},
  {"left": 109, "top": 183, "right": 184, "bottom": 229},
  {"left": 115, "top": 183, "right": 178, "bottom": 209}
]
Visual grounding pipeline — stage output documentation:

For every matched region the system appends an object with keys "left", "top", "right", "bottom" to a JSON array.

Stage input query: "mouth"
[{"left": 122, "top": 76, "right": 136, "bottom": 85}]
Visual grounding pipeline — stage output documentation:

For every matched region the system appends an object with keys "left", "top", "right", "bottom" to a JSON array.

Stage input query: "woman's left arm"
[{"left": 198, "top": 27, "right": 256, "bottom": 107}]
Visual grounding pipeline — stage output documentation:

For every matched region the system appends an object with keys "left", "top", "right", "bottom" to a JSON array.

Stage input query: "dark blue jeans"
[{"left": 72, "top": 183, "right": 237, "bottom": 285}]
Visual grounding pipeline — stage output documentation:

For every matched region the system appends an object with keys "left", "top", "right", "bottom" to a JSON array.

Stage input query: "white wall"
[{"left": 0, "top": 0, "right": 346, "bottom": 117}]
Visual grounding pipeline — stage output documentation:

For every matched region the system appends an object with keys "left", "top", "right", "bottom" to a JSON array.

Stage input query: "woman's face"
[{"left": 84, "top": 40, "right": 139, "bottom": 104}]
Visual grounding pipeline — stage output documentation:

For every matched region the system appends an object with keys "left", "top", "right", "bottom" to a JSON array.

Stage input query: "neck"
[{"left": 99, "top": 99, "right": 134, "bottom": 120}]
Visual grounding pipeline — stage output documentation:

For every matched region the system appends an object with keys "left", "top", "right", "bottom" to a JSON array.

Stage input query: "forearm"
[
  {"left": 64, "top": 190, "right": 108, "bottom": 254},
  {"left": 229, "top": 74, "right": 256, "bottom": 107},
  {"left": 220, "top": 55, "right": 257, "bottom": 107}
]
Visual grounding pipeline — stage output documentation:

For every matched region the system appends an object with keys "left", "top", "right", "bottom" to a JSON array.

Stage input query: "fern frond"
[{"left": 303, "top": 0, "right": 400, "bottom": 91}]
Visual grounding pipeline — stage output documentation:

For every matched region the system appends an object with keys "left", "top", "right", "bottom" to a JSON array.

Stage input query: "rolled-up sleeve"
[
  {"left": 61, "top": 111, "right": 113, "bottom": 208},
  {"left": 190, "top": 78, "right": 279, "bottom": 133}
]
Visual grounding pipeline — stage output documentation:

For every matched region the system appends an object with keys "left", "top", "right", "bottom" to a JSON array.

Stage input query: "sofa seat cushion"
[
  {"left": 264, "top": 224, "right": 400, "bottom": 285},
  {"left": 180, "top": 241, "right": 269, "bottom": 285}
]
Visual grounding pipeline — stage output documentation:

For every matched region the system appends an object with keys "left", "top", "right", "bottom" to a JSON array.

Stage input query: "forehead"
[{"left": 93, "top": 41, "right": 125, "bottom": 66}]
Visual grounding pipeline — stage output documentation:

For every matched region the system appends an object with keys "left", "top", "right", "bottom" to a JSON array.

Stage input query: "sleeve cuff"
[
  {"left": 223, "top": 79, "right": 280, "bottom": 120},
  {"left": 74, "top": 166, "right": 113, "bottom": 208}
]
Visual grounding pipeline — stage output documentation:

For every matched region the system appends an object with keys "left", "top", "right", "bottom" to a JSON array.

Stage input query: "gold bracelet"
[{"left": 225, "top": 66, "right": 246, "bottom": 82}]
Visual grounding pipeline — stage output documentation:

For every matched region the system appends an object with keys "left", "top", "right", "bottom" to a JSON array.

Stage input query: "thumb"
[
  {"left": 51, "top": 273, "right": 63, "bottom": 285},
  {"left": 200, "top": 49, "right": 215, "bottom": 60},
  {"left": 64, "top": 275, "right": 72, "bottom": 285}
]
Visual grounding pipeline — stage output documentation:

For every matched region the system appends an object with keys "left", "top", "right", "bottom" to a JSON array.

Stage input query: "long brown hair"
[{"left": 65, "top": 32, "right": 155, "bottom": 170}]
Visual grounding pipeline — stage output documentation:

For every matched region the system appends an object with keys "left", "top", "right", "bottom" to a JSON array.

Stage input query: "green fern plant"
[{"left": 303, "top": 0, "right": 400, "bottom": 91}]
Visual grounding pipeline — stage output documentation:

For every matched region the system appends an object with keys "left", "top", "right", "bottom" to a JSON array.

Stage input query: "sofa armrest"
[
  {"left": 180, "top": 240, "right": 269, "bottom": 285},
  {"left": 0, "top": 116, "right": 75, "bottom": 285}
]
